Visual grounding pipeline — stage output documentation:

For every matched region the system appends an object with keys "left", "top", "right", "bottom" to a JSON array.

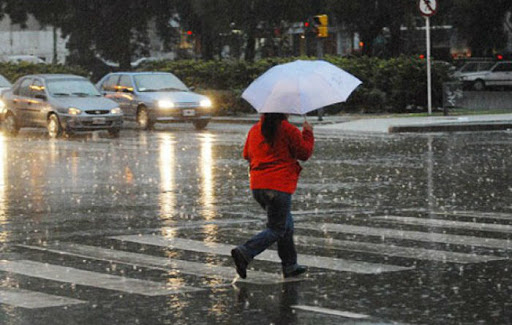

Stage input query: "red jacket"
[{"left": 243, "top": 117, "right": 314, "bottom": 194}]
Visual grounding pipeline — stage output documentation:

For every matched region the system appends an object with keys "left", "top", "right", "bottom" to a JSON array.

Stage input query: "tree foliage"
[
  {"left": 451, "top": 0, "right": 512, "bottom": 56},
  {"left": 0, "top": 0, "right": 176, "bottom": 70},
  {"left": 0, "top": 0, "right": 510, "bottom": 65}
]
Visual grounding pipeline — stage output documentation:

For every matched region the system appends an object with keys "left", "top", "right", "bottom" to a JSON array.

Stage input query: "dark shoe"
[
  {"left": 231, "top": 248, "right": 248, "bottom": 279},
  {"left": 283, "top": 265, "right": 307, "bottom": 278}
]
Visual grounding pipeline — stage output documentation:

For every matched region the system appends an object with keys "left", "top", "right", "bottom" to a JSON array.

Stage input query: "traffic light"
[{"left": 313, "top": 14, "right": 328, "bottom": 38}]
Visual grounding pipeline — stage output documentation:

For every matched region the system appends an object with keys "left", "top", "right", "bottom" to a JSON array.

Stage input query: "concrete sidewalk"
[{"left": 213, "top": 113, "right": 512, "bottom": 134}]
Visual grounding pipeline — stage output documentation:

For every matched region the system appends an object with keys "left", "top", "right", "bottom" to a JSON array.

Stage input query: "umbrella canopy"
[{"left": 241, "top": 60, "right": 362, "bottom": 115}]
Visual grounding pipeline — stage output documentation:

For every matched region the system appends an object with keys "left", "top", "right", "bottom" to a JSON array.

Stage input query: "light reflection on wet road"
[{"left": 0, "top": 123, "right": 511, "bottom": 324}]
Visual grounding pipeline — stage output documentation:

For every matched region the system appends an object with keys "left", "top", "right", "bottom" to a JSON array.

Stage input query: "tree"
[
  {"left": 327, "top": 0, "right": 417, "bottom": 57},
  {"left": 173, "top": 0, "right": 232, "bottom": 60},
  {"left": 0, "top": 0, "right": 177, "bottom": 70},
  {"left": 451, "top": 0, "right": 512, "bottom": 56},
  {"left": 226, "top": 0, "right": 326, "bottom": 61}
]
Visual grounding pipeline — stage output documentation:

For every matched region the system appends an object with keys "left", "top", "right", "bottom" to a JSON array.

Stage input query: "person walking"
[{"left": 231, "top": 113, "right": 314, "bottom": 279}]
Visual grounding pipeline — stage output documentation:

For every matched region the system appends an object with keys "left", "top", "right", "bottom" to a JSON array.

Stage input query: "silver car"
[
  {"left": 0, "top": 74, "right": 12, "bottom": 95},
  {"left": 457, "top": 61, "right": 512, "bottom": 90},
  {"left": 96, "top": 72, "right": 213, "bottom": 130},
  {"left": 1, "top": 74, "right": 123, "bottom": 138}
]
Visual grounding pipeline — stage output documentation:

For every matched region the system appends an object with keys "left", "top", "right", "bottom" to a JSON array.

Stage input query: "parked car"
[
  {"left": 0, "top": 74, "right": 12, "bottom": 94},
  {"left": 456, "top": 61, "right": 512, "bottom": 90},
  {"left": 96, "top": 72, "right": 213, "bottom": 130},
  {"left": 451, "top": 60, "right": 495, "bottom": 79},
  {"left": 1, "top": 74, "right": 123, "bottom": 138}
]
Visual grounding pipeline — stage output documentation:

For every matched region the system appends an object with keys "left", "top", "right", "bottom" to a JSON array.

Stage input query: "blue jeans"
[{"left": 238, "top": 189, "right": 298, "bottom": 272}]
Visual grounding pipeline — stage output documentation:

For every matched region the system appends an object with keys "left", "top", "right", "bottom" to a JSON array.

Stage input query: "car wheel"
[
  {"left": 3, "top": 113, "right": 19, "bottom": 136},
  {"left": 193, "top": 120, "right": 209, "bottom": 130},
  {"left": 473, "top": 80, "right": 485, "bottom": 91},
  {"left": 137, "top": 107, "right": 154, "bottom": 130},
  {"left": 108, "top": 128, "right": 120, "bottom": 138},
  {"left": 47, "top": 114, "right": 63, "bottom": 138}
]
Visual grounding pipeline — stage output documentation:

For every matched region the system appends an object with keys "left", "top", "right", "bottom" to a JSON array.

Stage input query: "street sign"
[
  {"left": 418, "top": 0, "right": 437, "bottom": 17},
  {"left": 418, "top": 0, "right": 437, "bottom": 115}
]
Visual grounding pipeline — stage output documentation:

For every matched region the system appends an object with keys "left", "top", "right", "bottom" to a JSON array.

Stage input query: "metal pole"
[
  {"left": 317, "top": 37, "right": 324, "bottom": 121},
  {"left": 426, "top": 16, "right": 432, "bottom": 115}
]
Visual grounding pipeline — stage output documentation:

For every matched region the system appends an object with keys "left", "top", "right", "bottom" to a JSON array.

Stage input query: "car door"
[
  {"left": 12, "top": 77, "right": 33, "bottom": 125},
  {"left": 116, "top": 74, "right": 137, "bottom": 119},
  {"left": 489, "top": 62, "right": 512, "bottom": 87},
  {"left": 99, "top": 74, "right": 120, "bottom": 102},
  {"left": 26, "top": 78, "right": 49, "bottom": 127}
]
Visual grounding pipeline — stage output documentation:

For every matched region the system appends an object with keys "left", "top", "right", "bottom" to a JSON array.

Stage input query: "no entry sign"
[{"left": 419, "top": 0, "right": 437, "bottom": 17}]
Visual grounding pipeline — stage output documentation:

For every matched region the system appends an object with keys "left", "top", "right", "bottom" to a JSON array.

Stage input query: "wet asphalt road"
[{"left": 0, "top": 122, "right": 511, "bottom": 324}]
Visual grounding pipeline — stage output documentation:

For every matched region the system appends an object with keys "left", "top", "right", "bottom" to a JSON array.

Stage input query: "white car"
[{"left": 457, "top": 61, "right": 512, "bottom": 90}]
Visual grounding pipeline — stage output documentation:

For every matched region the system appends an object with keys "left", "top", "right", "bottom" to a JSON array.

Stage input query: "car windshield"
[
  {"left": 0, "top": 75, "right": 11, "bottom": 87},
  {"left": 134, "top": 74, "right": 188, "bottom": 92},
  {"left": 47, "top": 79, "right": 101, "bottom": 97}
]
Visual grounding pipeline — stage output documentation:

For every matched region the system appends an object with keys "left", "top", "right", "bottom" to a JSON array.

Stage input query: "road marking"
[
  {"left": 291, "top": 305, "right": 370, "bottom": 319},
  {"left": 0, "top": 260, "right": 201, "bottom": 296},
  {"left": 374, "top": 216, "right": 512, "bottom": 234},
  {"left": 296, "top": 222, "right": 512, "bottom": 250},
  {"left": 432, "top": 211, "right": 512, "bottom": 221},
  {"left": 112, "top": 235, "right": 414, "bottom": 274},
  {"left": 400, "top": 209, "right": 512, "bottom": 221},
  {"left": 294, "top": 235, "right": 504, "bottom": 264},
  {"left": 17, "top": 243, "right": 294, "bottom": 285},
  {"left": 0, "top": 287, "right": 86, "bottom": 309}
]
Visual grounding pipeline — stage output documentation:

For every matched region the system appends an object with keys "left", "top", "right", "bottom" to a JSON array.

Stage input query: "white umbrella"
[{"left": 241, "top": 60, "right": 362, "bottom": 115}]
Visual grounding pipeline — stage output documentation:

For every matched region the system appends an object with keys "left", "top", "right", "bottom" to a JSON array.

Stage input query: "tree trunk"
[{"left": 245, "top": 32, "right": 256, "bottom": 61}]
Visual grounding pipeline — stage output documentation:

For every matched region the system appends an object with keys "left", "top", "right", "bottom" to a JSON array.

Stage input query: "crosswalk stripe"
[
  {"left": 112, "top": 235, "right": 414, "bottom": 274},
  {"left": 432, "top": 211, "right": 512, "bottom": 221},
  {"left": 17, "top": 243, "right": 295, "bottom": 285},
  {"left": 296, "top": 222, "right": 512, "bottom": 250},
  {"left": 374, "top": 216, "right": 512, "bottom": 234},
  {"left": 0, "top": 287, "right": 86, "bottom": 309},
  {"left": 0, "top": 260, "right": 201, "bottom": 296},
  {"left": 294, "top": 235, "right": 504, "bottom": 264},
  {"left": 400, "top": 209, "right": 512, "bottom": 221},
  {"left": 291, "top": 305, "right": 370, "bottom": 319}
]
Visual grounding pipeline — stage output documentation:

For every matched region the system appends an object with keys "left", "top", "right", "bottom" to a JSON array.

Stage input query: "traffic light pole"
[
  {"left": 317, "top": 37, "right": 324, "bottom": 121},
  {"left": 426, "top": 16, "right": 432, "bottom": 115}
]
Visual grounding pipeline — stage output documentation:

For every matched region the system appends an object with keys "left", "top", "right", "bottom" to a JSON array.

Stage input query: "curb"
[{"left": 388, "top": 121, "right": 512, "bottom": 133}]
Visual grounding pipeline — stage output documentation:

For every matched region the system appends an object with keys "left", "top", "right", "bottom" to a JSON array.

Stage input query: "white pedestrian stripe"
[
  {"left": 112, "top": 235, "right": 414, "bottom": 274},
  {"left": 432, "top": 211, "right": 512, "bottom": 220},
  {"left": 291, "top": 305, "right": 370, "bottom": 319},
  {"left": 400, "top": 209, "right": 512, "bottom": 221},
  {"left": 0, "top": 287, "right": 86, "bottom": 309},
  {"left": 374, "top": 216, "right": 512, "bottom": 234},
  {"left": 17, "top": 243, "right": 296, "bottom": 285},
  {"left": 296, "top": 222, "right": 512, "bottom": 250},
  {"left": 294, "top": 235, "right": 504, "bottom": 264},
  {"left": 0, "top": 260, "right": 202, "bottom": 296}
]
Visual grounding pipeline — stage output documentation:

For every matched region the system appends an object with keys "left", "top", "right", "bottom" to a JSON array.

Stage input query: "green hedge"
[
  {"left": 0, "top": 57, "right": 453, "bottom": 115},
  {"left": 140, "top": 56, "right": 453, "bottom": 114}
]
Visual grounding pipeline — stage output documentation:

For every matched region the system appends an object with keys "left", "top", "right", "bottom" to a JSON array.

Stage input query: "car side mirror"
[
  {"left": 188, "top": 86, "right": 195, "bottom": 91},
  {"left": 35, "top": 94, "right": 47, "bottom": 101}
]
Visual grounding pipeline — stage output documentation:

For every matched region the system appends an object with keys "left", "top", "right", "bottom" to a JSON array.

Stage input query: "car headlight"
[
  {"left": 200, "top": 99, "right": 212, "bottom": 108},
  {"left": 0, "top": 100, "right": 5, "bottom": 110},
  {"left": 110, "top": 107, "right": 122, "bottom": 114},
  {"left": 68, "top": 107, "right": 82, "bottom": 115},
  {"left": 158, "top": 100, "right": 175, "bottom": 109}
]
